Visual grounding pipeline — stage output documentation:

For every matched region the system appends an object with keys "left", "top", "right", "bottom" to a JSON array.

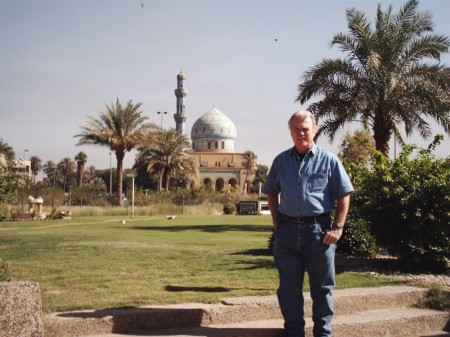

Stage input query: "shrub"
[
  {"left": 355, "top": 135, "right": 450, "bottom": 273},
  {"left": 417, "top": 286, "right": 450, "bottom": 311},
  {"left": 0, "top": 257, "right": 12, "bottom": 282},
  {"left": 223, "top": 203, "right": 236, "bottom": 215},
  {"left": 0, "top": 206, "right": 12, "bottom": 221},
  {"left": 337, "top": 210, "right": 377, "bottom": 257}
]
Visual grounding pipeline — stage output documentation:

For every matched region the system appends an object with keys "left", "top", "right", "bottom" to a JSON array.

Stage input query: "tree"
[
  {"left": 241, "top": 150, "right": 257, "bottom": 192},
  {"left": 134, "top": 129, "right": 197, "bottom": 191},
  {"left": 43, "top": 160, "right": 56, "bottom": 187},
  {"left": 0, "top": 164, "right": 19, "bottom": 209},
  {"left": 29, "top": 156, "right": 42, "bottom": 184},
  {"left": 0, "top": 139, "right": 15, "bottom": 161},
  {"left": 58, "top": 157, "right": 75, "bottom": 192},
  {"left": 75, "top": 98, "right": 157, "bottom": 205},
  {"left": 84, "top": 165, "right": 97, "bottom": 183},
  {"left": 75, "top": 151, "right": 88, "bottom": 187},
  {"left": 339, "top": 129, "right": 376, "bottom": 166},
  {"left": 251, "top": 164, "right": 269, "bottom": 193},
  {"left": 297, "top": 0, "right": 450, "bottom": 157}
]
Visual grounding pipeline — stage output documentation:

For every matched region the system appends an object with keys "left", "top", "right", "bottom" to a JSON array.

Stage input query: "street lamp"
[
  {"left": 24, "top": 149, "right": 29, "bottom": 161},
  {"left": 126, "top": 173, "right": 136, "bottom": 218},
  {"left": 157, "top": 111, "right": 167, "bottom": 130},
  {"left": 68, "top": 186, "right": 72, "bottom": 209}
]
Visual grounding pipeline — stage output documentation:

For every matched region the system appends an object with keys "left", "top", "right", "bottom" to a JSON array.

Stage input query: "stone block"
[{"left": 0, "top": 281, "right": 44, "bottom": 337}]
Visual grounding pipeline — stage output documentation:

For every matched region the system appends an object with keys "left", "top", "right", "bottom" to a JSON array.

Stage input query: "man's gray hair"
[{"left": 288, "top": 110, "right": 317, "bottom": 130}]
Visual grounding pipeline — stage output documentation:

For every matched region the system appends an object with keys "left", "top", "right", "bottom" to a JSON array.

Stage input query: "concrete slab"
[
  {"left": 78, "top": 307, "right": 448, "bottom": 337},
  {"left": 45, "top": 286, "right": 448, "bottom": 337}
]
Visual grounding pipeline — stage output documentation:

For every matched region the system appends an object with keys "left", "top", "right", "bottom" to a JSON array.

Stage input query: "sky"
[{"left": 1, "top": 0, "right": 449, "bottom": 176}]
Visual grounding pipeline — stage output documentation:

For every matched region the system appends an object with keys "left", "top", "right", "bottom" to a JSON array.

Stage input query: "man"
[{"left": 263, "top": 110, "right": 354, "bottom": 337}]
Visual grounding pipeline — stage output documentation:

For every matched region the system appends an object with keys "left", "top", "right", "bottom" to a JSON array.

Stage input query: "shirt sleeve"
[
  {"left": 262, "top": 157, "right": 280, "bottom": 195},
  {"left": 329, "top": 157, "right": 354, "bottom": 198}
]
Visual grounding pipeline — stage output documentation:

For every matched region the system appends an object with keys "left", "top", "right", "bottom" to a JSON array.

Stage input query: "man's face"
[{"left": 290, "top": 116, "right": 316, "bottom": 153}]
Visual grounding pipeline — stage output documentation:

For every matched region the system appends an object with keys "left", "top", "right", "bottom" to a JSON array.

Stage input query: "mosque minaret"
[{"left": 174, "top": 71, "right": 188, "bottom": 134}]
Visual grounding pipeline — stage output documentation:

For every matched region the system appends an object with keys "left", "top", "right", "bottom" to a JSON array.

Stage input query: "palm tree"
[
  {"left": 75, "top": 98, "right": 158, "bottom": 205},
  {"left": 0, "top": 138, "right": 15, "bottom": 161},
  {"left": 30, "top": 156, "right": 43, "bottom": 184},
  {"left": 43, "top": 160, "right": 56, "bottom": 187},
  {"left": 134, "top": 129, "right": 197, "bottom": 191},
  {"left": 241, "top": 150, "right": 258, "bottom": 193},
  {"left": 58, "top": 157, "right": 75, "bottom": 192},
  {"left": 84, "top": 165, "right": 97, "bottom": 183},
  {"left": 297, "top": 0, "right": 450, "bottom": 157},
  {"left": 75, "top": 151, "right": 88, "bottom": 187},
  {"left": 89, "top": 176, "right": 107, "bottom": 193}
]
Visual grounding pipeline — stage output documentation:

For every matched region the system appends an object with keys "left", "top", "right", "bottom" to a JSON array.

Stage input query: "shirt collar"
[{"left": 290, "top": 143, "right": 318, "bottom": 157}]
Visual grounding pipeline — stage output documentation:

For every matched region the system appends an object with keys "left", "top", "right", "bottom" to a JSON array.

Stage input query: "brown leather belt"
[{"left": 280, "top": 213, "right": 329, "bottom": 224}]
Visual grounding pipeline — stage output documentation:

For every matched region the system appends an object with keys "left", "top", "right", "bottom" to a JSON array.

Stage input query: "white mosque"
[{"left": 172, "top": 71, "right": 255, "bottom": 192}]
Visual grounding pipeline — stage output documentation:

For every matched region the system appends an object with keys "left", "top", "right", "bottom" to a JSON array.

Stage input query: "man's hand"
[{"left": 323, "top": 228, "right": 343, "bottom": 245}]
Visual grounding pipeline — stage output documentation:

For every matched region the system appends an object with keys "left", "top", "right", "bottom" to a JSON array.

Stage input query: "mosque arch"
[
  {"left": 202, "top": 178, "right": 212, "bottom": 188},
  {"left": 228, "top": 178, "right": 238, "bottom": 188},
  {"left": 215, "top": 178, "right": 225, "bottom": 191}
]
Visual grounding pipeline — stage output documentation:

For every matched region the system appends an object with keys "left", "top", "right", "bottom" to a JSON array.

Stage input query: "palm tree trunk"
[
  {"left": 163, "top": 169, "right": 171, "bottom": 191},
  {"left": 242, "top": 171, "right": 249, "bottom": 193},
  {"left": 77, "top": 165, "right": 85, "bottom": 187},
  {"left": 80, "top": 165, "right": 84, "bottom": 187},
  {"left": 116, "top": 153, "right": 124, "bottom": 206},
  {"left": 373, "top": 113, "right": 392, "bottom": 157},
  {"left": 159, "top": 169, "right": 164, "bottom": 192}
]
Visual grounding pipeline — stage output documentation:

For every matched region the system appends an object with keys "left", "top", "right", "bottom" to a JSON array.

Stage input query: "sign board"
[{"left": 238, "top": 201, "right": 258, "bottom": 215}]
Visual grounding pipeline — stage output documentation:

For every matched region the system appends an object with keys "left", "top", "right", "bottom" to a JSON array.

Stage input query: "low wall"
[{"left": 0, "top": 281, "right": 44, "bottom": 337}]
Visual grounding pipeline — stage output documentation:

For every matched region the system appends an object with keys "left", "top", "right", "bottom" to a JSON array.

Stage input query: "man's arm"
[
  {"left": 267, "top": 194, "right": 280, "bottom": 228},
  {"left": 323, "top": 193, "right": 351, "bottom": 245}
]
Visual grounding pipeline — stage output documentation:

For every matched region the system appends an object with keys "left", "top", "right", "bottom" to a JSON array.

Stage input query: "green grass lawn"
[{"left": 0, "top": 214, "right": 400, "bottom": 313}]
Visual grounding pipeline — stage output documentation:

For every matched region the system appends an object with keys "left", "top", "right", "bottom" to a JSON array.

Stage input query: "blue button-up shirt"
[{"left": 263, "top": 143, "right": 354, "bottom": 217}]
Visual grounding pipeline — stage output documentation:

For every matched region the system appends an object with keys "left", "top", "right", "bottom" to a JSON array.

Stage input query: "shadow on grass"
[
  {"left": 232, "top": 248, "right": 403, "bottom": 275},
  {"left": 165, "top": 285, "right": 233, "bottom": 293},
  {"left": 232, "top": 248, "right": 273, "bottom": 256},
  {"left": 121, "top": 224, "right": 271, "bottom": 233},
  {"left": 226, "top": 248, "right": 275, "bottom": 271}
]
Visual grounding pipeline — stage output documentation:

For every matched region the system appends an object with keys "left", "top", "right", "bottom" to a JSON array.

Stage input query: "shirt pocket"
[{"left": 307, "top": 173, "right": 328, "bottom": 193}]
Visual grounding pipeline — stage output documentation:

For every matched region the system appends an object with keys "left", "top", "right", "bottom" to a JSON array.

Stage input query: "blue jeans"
[{"left": 273, "top": 215, "right": 335, "bottom": 337}]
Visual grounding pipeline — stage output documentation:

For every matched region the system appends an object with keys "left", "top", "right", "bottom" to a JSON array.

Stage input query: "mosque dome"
[{"left": 191, "top": 107, "right": 237, "bottom": 152}]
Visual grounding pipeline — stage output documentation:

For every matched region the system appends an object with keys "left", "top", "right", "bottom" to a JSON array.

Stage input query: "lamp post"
[
  {"left": 126, "top": 173, "right": 136, "bottom": 218},
  {"left": 24, "top": 149, "right": 29, "bottom": 161},
  {"left": 157, "top": 111, "right": 167, "bottom": 130},
  {"left": 68, "top": 186, "right": 72, "bottom": 209}
]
